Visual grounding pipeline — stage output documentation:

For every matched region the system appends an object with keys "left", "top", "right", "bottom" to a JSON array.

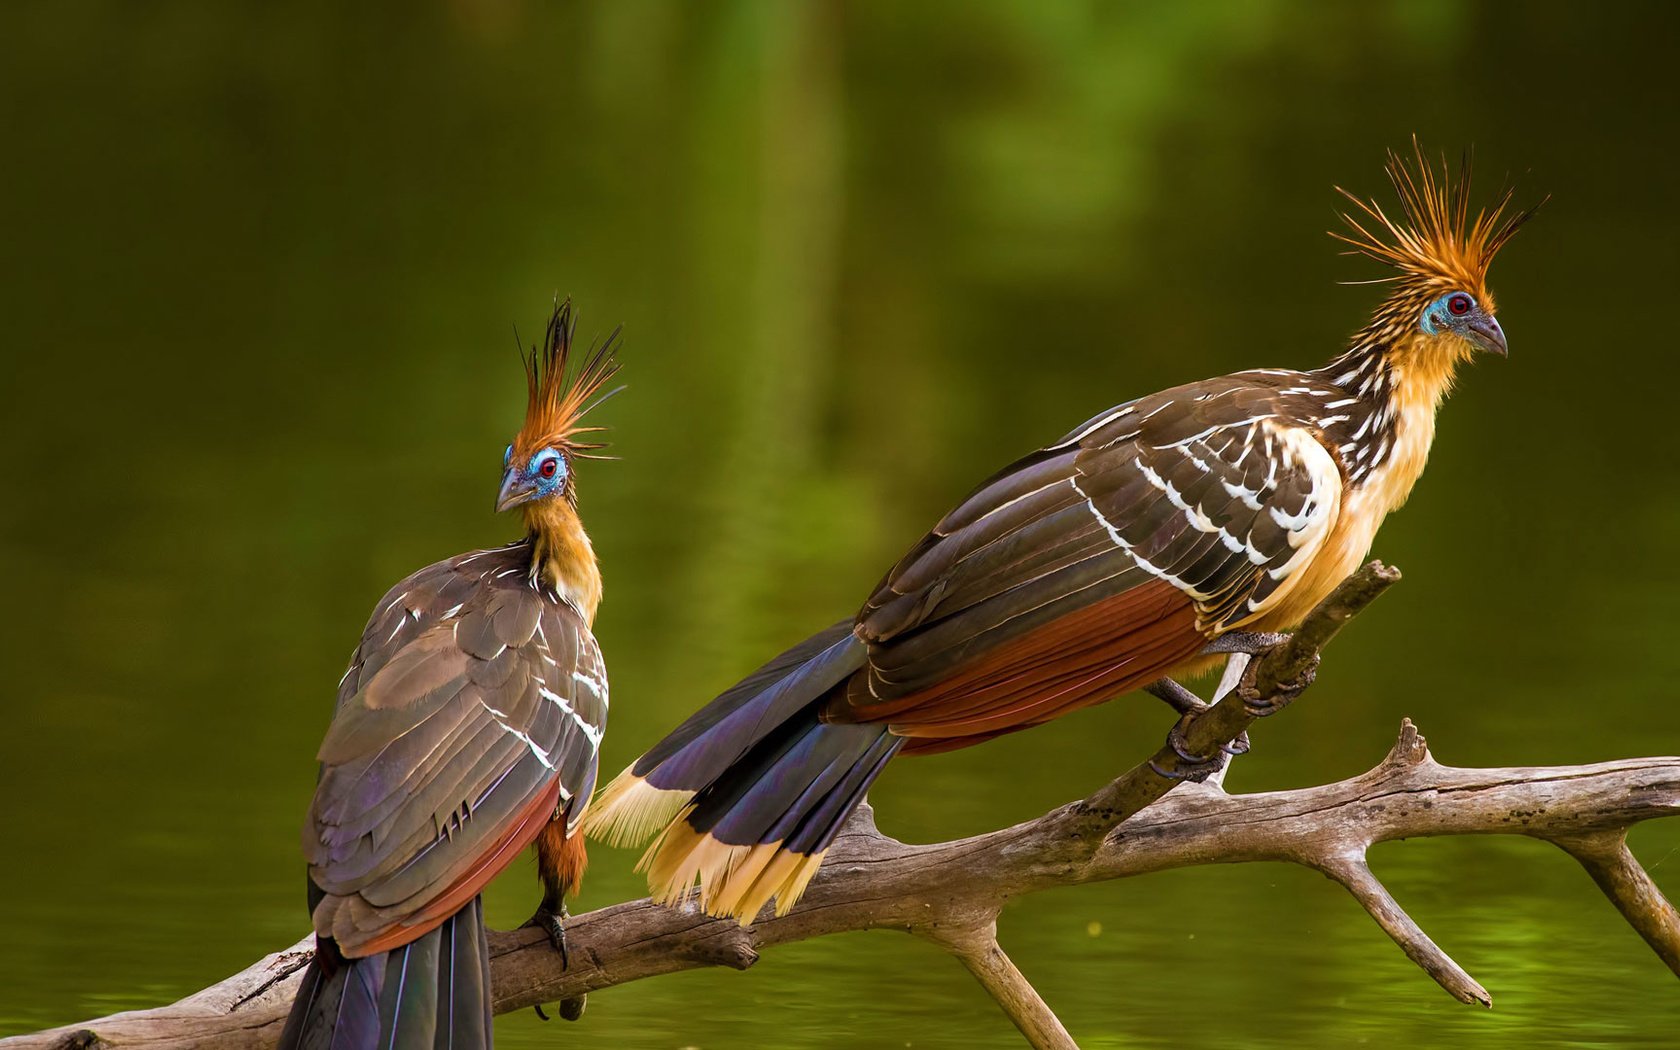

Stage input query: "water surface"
[{"left": 3, "top": 2, "right": 1679, "bottom": 1046}]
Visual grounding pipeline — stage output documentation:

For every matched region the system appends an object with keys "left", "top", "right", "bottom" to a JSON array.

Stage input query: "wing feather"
[
  {"left": 836, "top": 373, "right": 1345, "bottom": 735},
  {"left": 301, "top": 542, "right": 606, "bottom": 957}
]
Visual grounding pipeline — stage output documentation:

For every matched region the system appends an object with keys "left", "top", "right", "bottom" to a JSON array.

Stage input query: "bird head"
[
  {"left": 1418, "top": 288, "right": 1506, "bottom": 358},
  {"left": 1334, "top": 140, "right": 1542, "bottom": 361},
  {"left": 496, "top": 297, "right": 622, "bottom": 514},
  {"left": 495, "top": 442, "right": 571, "bottom": 513}
]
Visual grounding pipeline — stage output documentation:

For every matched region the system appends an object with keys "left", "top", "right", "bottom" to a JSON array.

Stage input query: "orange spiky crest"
[
  {"left": 512, "top": 297, "right": 624, "bottom": 472},
  {"left": 1332, "top": 138, "right": 1542, "bottom": 305},
  {"left": 509, "top": 297, "right": 621, "bottom": 623}
]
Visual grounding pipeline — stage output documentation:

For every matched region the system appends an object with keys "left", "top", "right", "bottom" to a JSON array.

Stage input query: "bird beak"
[
  {"left": 495, "top": 469, "right": 538, "bottom": 513},
  {"left": 1467, "top": 315, "right": 1508, "bottom": 357}
]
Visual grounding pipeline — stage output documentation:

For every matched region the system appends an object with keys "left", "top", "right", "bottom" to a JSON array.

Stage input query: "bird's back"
[
  {"left": 304, "top": 539, "right": 606, "bottom": 956},
  {"left": 830, "top": 367, "right": 1358, "bottom": 746}
]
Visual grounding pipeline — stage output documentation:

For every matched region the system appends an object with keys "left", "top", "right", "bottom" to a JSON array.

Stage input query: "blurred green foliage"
[{"left": 2, "top": 1, "right": 1678, "bottom": 1046}]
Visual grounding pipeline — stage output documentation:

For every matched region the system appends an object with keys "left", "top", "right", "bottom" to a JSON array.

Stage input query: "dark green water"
[{"left": 4, "top": 2, "right": 1680, "bottom": 1046}]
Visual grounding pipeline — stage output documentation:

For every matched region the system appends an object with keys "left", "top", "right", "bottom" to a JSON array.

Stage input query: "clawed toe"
[
  {"left": 1240, "top": 653, "right": 1319, "bottom": 717},
  {"left": 521, "top": 907, "right": 570, "bottom": 968},
  {"left": 1151, "top": 712, "right": 1228, "bottom": 782},
  {"left": 522, "top": 904, "right": 588, "bottom": 1022},
  {"left": 533, "top": 996, "right": 588, "bottom": 1023}
]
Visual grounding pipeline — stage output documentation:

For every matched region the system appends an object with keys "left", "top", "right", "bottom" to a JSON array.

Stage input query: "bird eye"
[
  {"left": 539, "top": 457, "right": 559, "bottom": 479},
  {"left": 1447, "top": 294, "right": 1473, "bottom": 316}
]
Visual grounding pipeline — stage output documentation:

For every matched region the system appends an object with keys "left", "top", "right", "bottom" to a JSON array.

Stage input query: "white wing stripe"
[
  {"left": 1069, "top": 475, "right": 1212, "bottom": 601},
  {"left": 1221, "top": 479, "right": 1264, "bottom": 511},
  {"left": 1136, "top": 460, "right": 1228, "bottom": 540},
  {"left": 479, "top": 699, "right": 558, "bottom": 770},
  {"left": 539, "top": 686, "right": 605, "bottom": 748},
  {"left": 1050, "top": 404, "right": 1137, "bottom": 449}
]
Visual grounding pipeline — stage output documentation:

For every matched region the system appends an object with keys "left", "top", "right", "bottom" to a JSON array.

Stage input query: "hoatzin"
[
  {"left": 279, "top": 301, "right": 618, "bottom": 1049},
  {"left": 586, "top": 145, "right": 1538, "bottom": 925}
]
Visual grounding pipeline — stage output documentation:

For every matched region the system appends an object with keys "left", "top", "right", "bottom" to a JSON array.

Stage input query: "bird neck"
[
  {"left": 522, "top": 499, "right": 602, "bottom": 624},
  {"left": 1316, "top": 324, "right": 1470, "bottom": 514}
]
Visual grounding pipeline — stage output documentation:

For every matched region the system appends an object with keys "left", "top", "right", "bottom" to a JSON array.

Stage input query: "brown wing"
[
  {"left": 834, "top": 372, "right": 1343, "bottom": 740},
  {"left": 301, "top": 541, "right": 607, "bottom": 957}
]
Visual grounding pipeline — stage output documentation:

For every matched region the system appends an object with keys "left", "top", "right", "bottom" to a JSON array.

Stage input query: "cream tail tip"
[
  {"left": 642, "top": 826, "right": 829, "bottom": 926},
  {"left": 581, "top": 768, "right": 692, "bottom": 849}
]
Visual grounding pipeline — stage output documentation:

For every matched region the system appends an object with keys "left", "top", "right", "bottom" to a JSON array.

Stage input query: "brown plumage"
[
  {"left": 281, "top": 299, "right": 618, "bottom": 1050},
  {"left": 587, "top": 144, "right": 1539, "bottom": 926}
]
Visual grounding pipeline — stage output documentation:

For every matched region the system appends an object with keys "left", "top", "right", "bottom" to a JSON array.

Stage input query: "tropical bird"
[
  {"left": 586, "top": 145, "right": 1537, "bottom": 925},
  {"left": 279, "top": 300, "right": 619, "bottom": 1049}
]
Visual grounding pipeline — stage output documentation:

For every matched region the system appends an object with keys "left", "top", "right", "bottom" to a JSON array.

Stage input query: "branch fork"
[{"left": 10, "top": 562, "right": 1680, "bottom": 1050}]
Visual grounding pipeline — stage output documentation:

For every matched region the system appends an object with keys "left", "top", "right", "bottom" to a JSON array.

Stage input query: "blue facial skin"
[
  {"left": 496, "top": 446, "right": 568, "bottom": 511},
  {"left": 525, "top": 448, "right": 568, "bottom": 500},
  {"left": 1419, "top": 290, "right": 1508, "bottom": 356},
  {"left": 1420, "top": 291, "right": 1473, "bottom": 336}
]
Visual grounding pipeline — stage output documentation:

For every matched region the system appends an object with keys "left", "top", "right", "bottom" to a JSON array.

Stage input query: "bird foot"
[
  {"left": 1150, "top": 710, "right": 1230, "bottom": 782},
  {"left": 1143, "top": 677, "right": 1204, "bottom": 716},
  {"left": 1143, "top": 677, "right": 1251, "bottom": 765},
  {"left": 522, "top": 904, "right": 571, "bottom": 967},
  {"left": 523, "top": 904, "right": 587, "bottom": 1022},
  {"left": 1238, "top": 652, "right": 1320, "bottom": 717},
  {"left": 533, "top": 999, "right": 588, "bottom": 1023}
]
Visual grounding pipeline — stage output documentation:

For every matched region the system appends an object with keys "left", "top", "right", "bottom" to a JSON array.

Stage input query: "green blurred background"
[{"left": 4, "top": 1, "right": 1679, "bottom": 1046}]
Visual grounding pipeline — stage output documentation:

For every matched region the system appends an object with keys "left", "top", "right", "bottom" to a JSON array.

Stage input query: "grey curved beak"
[
  {"left": 495, "top": 469, "right": 538, "bottom": 513},
  {"left": 1469, "top": 315, "right": 1508, "bottom": 357}
]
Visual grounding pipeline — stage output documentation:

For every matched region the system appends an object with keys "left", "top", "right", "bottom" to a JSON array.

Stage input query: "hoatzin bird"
[
  {"left": 586, "top": 145, "right": 1538, "bottom": 925},
  {"left": 279, "top": 300, "right": 619, "bottom": 1049}
]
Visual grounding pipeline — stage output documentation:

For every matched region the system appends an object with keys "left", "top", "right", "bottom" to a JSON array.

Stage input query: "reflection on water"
[{"left": 4, "top": 1, "right": 1680, "bottom": 1046}]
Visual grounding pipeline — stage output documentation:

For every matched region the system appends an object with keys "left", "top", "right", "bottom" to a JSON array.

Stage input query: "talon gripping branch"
[
  {"left": 588, "top": 145, "right": 1537, "bottom": 925},
  {"left": 280, "top": 301, "right": 618, "bottom": 1049}
]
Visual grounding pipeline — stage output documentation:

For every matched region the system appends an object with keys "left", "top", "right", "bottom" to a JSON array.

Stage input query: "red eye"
[
  {"left": 1448, "top": 294, "right": 1473, "bottom": 316},
  {"left": 539, "top": 457, "right": 559, "bottom": 479}
]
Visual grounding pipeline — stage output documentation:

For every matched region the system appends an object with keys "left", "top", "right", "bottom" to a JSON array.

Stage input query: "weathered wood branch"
[
  {"left": 11, "top": 562, "right": 1680, "bottom": 1049},
  {"left": 924, "top": 921, "right": 1075, "bottom": 1050},
  {"left": 1071, "top": 558, "right": 1399, "bottom": 831}
]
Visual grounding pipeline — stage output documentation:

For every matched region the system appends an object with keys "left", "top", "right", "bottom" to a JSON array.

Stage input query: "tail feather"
[
  {"left": 440, "top": 899, "right": 493, "bottom": 1048},
  {"left": 708, "top": 723, "right": 900, "bottom": 922},
  {"left": 644, "top": 622, "right": 863, "bottom": 787},
  {"left": 782, "top": 728, "right": 900, "bottom": 855},
  {"left": 587, "top": 620, "right": 900, "bottom": 924},
  {"left": 585, "top": 621, "right": 865, "bottom": 849},
  {"left": 639, "top": 704, "right": 902, "bottom": 923},
  {"left": 279, "top": 898, "right": 491, "bottom": 1050}
]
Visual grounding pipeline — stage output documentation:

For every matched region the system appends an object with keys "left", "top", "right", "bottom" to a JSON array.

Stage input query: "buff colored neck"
[
  {"left": 1362, "top": 333, "right": 1472, "bottom": 514},
  {"left": 523, "top": 498, "right": 602, "bottom": 624}
]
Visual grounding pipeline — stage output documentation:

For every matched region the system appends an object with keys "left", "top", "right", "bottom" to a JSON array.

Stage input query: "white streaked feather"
[
  {"left": 1049, "top": 403, "right": 1138, "bottom": 449},
  {"left": 1069, "top": 475, "right": 1212, "bottom": 601}
]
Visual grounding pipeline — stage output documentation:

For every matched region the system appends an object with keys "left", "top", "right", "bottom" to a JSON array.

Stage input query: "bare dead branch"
[
  {"left": 1313, "top": 851, "right": 1490, "bottom": 1006},
  {"left": 9, "top": 562, "right": 1679, "bottom": 1050},
  {"left": 13, "top": 734, "right": 1678, "bottom": 1050},
  {"left": 1556, "top": 830, "right": 1680, "bottom": 974},
  {"left": 1074, "top": 560, "right": 1401, "bottom": 829},
  {"left": 922, "top": 922, "right": 1077, "bottom": 1050}
]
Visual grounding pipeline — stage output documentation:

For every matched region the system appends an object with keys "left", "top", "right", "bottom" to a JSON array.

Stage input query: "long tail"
[
  {"left": 585, "top": 622, "right": 901, "bottom": 923},
  {"left": 278, "top": 897, "right": 493, "bottom": 1050}
]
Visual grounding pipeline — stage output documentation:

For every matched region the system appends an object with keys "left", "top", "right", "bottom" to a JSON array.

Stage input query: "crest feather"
[
  {"left": 513, "top": 297, "right": 624, "bottom": 460},
  {"left": 1332, "top": 137, "right": 1543, "bottom": 294}
]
